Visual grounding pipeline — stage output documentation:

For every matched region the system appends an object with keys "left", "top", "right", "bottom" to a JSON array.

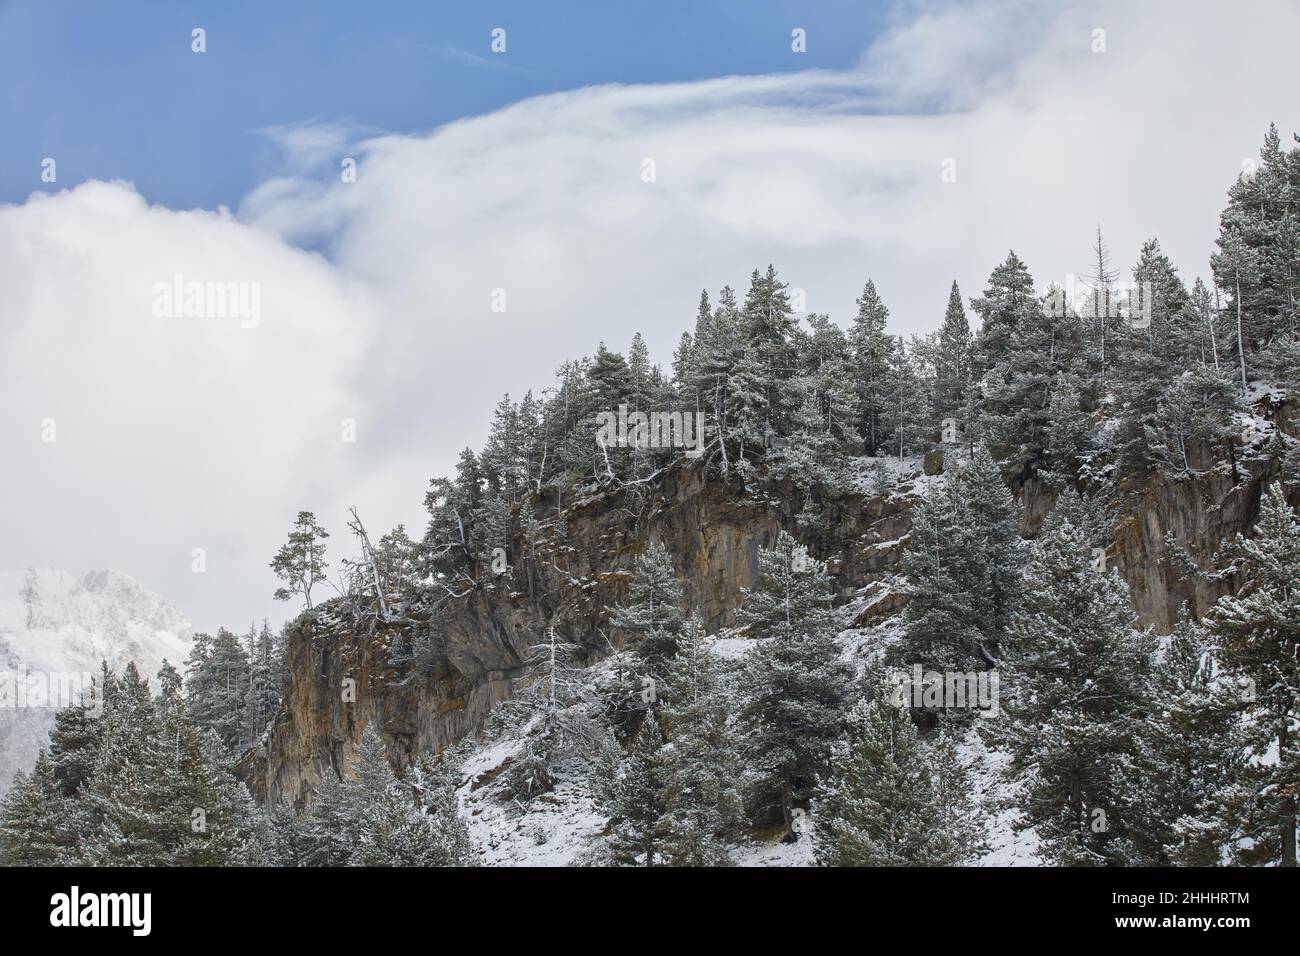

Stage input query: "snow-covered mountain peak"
[{"left": 0, "top": 567, "right": 193, "bottom": 790}]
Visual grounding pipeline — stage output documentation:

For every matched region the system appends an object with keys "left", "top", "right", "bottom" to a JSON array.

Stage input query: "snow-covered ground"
[
  {"left": 961, "top": 732, "right": 1041, "bottom": 866},
  {"left": 451, "top": 614, "right": 1036, "bottom": 867}
]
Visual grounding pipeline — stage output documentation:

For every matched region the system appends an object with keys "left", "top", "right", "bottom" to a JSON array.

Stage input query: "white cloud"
[
  {"left": 1, "top": 0, "right": 1296, "bottom": 631},
  {"left": 0, "top": 181, "right": 372, "bottom": 630}
]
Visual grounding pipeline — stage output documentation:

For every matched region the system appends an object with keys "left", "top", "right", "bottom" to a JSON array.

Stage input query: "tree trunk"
[
  {"left": 1282, "top": 721, "right": 1297, "bottom": 866},
  {"left": 1235, "top": 273, "right": 1248, "bottom": 394},
  {"left": 1281, "top": 795, "right": 1297, "bottom": 867}
]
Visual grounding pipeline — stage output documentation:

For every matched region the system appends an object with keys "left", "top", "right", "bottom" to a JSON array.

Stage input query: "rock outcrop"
[
  {"left": 1110, "top": 454, "right": 1296, "bottom": 631},
  {"left": 239, "top": 418, "right": 1297, "bottom": 807},
  {"left": 237, "top": 461, "right": 925, "bottom": 806}
]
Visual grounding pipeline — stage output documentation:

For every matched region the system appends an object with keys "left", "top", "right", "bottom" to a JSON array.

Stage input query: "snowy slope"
[
  {"left": 452, "top": 617, "right": 1034, "bottom": 866},
  {"left": 0, "top": 568, "right": 192, "bottom": 791}
]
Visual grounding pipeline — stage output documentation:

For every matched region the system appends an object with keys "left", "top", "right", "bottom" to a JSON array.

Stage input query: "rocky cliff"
[
  {"left": 238, "top": 408, "right": 1297, "bottom": 808},
  {"left": 238, "top": 459, "right": 924, "bottom": 807}
]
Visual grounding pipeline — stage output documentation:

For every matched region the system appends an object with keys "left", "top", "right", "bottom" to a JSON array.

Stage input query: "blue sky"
[{"left": 0, "top": 0, "right": 888, "bottom": 209}]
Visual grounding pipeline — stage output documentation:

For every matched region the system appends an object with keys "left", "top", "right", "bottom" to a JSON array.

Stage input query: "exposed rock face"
[
  {"left": 240, "top": 427, "right": 1296, "bottom": 806},
  {"left": 236, "top": 596, "right": 525, "bottom": 809},
  {"left": 238, "top": 462, "right": 925, "bottom": 806},
  {"left": 1018, "top": 460, "right": 1298, "bottom": 632},
  {"left": 1019, "top": 398, "right": 1299, "bottom": 633},
  {"left": 1111, "top": 452, "right": 1297, "bottom": 632}
]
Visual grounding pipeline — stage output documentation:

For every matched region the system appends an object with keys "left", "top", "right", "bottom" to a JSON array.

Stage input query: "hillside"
[{"left": 7, "top": 124, "right": 1299, "bottom": 869}]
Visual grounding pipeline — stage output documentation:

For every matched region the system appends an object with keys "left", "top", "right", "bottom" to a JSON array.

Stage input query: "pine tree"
[
  {"left": 298, "top": 766, "right": 360, "bottom": 866},
  {"left": 1206, "top": 484, "right": 1300, "bottom": 865},
  {"left": 657, "top": 615, "right": 743, "bottom": 865},
  {"left": 271, "top": 511, "right": 330, "bottom": 611},
  {"left": 934, "top": 280, "right": 973, "bottom": 420},
  {"left": 155, "top": 662, "right": 262, "bottom": 865},
  {"left": 980, "top": 258, "right": 1082, "bottom": 482},
  {"left": 0, "top": 752, "right": 69, "bottom": 865},
  {"left": 739, "top": 265, "right": 798, "bottom": 439},
  {"left": 1042, "top": 372, "right": 1094, "bottom": 487},
  {"left": 264, "top": 803, "right": 308, "bottom": 866},
  {"left": 79, "top": 662, "right": 177, "bottom": 865},
  {"left": 604, "top": 714, "right": 667, "bottom": 866},
  {"left": 421, "top": 448, "right": 486, "bottom": 579},
  {"left": 805, "top": 313, "right": 862, "bottom": 453},
  {"left": 515, "top": 389, "right": 545, "bottom": 496},
  {"left": 767, "top": 380, "right": 850, "bottom": 502},
  {"left": 408, "top": 753, "right": 477, "bottom": 866},
  {"left": 244, "top": 619, "right": 285, "bottom": 744},
  {"left": 64, "top": 661, "right": 264, "bottom": 866},
  {"left": 850, "top": 279, "right": 895, "bottom": 455},
  {"left": 893, "top": 482, "right": 980, "bottom": 674},
  {"left": 691, "top": 286, "right": 743, "bottom": 470},
  {"left": 358, "top": 744, "right": 476, "bottom": 867},
  {"left": 894, "top": 446, "right": 1025, "bottom": 673},
  {"left": 881, "top": 337, "right": 930, "bottom": 462},
  {"left": 675, "top": 288, "right": 712, "bottom": 401},
  {"left": 672, "top": 329, "right": 695, "bottom": 393},
  {"left": 814, "top": 679, "right": 986, "bottom": 866},
  {"left": 1144, "top": 365, "right": 1242, "bottom": 478},
  {"left": 1211, "top": 125, "right": 1300, "bottom": 384},
  {"left": 48, "top": 665, "right": 115, "bottom": 797},
  {"left": 589, "top": 342, "right": 632, "bottom": 412},
  {"left": 971, "top": 251, "right": 1037, "bottom": 377},
  {"left": 1139, "top": 612, "right": 1249, "bottom": 866},
  {"left": 185, "top": 626, "right": 252, "bottom": 753},
  {"left": 962, "top": 447, "right": 1027, "bottom": 654},
  {"left": 1083, "top": 226, "right": 1122, "bottom": 381},
  {"left": 736, "top": 532, "right": 851, "bottom": 835},
  {"left": 300, "top": 726, "right": 394, "bottom": 866},
  {"left": 724, "top": 348, "right": 770, "bottom": 466},
  {"left": 770, "top": 312, "right": 860, "bottom": 494},
  {"left": 991, "top": 521, "right": 1158, "bottom": 865},
  {"left": 1188, "top": 277, "right": 1225, "bottom": 371},
  {"left": 1109, "top": 238, "right": 1197, "bottom": 477},
  {"left": 503, "top": 620, "right": 603, "bottom": 800},
  {"left": 610, "top": 540, "right": 685, "bottom": 678},
  {"left": 627, "top": 332, "right": 652, "bottom": 407},
  {"left": 481, "top": 394, "right": 523, "bottom": 500}
]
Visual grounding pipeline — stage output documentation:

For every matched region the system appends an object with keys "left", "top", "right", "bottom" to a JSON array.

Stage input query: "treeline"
[
  {"left": 256, "top": 128, "right": 1298, "bottom": 628},
  {"left": 0, "top": 663, "right": 475, "bottom": 866},
  {"left": 183, "top": 621, "right": 286, "bottom": 756},
  {"left": 405, "top": 125, "right": 1298, "bottom": 595}
]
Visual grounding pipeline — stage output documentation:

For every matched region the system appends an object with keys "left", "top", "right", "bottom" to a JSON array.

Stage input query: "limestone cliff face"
[
  {"left": 1018, "top": 458, "right": 1297, "bottom": 633},
  {"left": 237, "top": 461, "right": 923, "bottom": 806},
  {"left": 1110, "top": 455, "right": 1297, "bottom": 631},
  {"left": 239, "top": 428, "right": 1294, "bottom": 806},
  {"left": 235, "top": 596, "right": 525, "bottom": 809},
  {"left": 1018, "top": 397, "right": 1299, "bottom": 633}
]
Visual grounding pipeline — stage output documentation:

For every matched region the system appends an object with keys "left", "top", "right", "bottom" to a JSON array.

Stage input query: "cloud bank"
[{"left": 1, "top": 0, "right": 1296, "bottom": 631}]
